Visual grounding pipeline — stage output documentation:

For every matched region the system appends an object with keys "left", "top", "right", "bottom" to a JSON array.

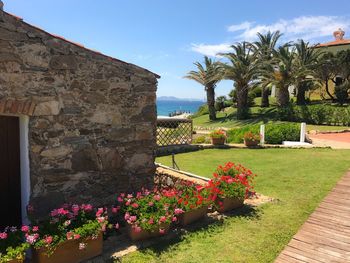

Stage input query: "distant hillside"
[{"left": 157, "top": 96, "right": 205, "bottom": 102}]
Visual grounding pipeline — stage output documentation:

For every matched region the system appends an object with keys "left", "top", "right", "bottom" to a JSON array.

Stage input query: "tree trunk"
[
  {"left": 277, "top": 85, "right": 290, "bottom": 107},
  {"left": 260, "top": 85, "right": 270, "bottom": 107},
  {"left": 296, "top": 83, "right": 306, "bottom": 105},
  {"left": 324, "top": 78, "right": 334, "bottom": 100},
  {"left": 206, "top": 87, "right": 216, "bottom": 121},
  {"left": 236, "top": 86, "right": 249, "bottom": 119}
]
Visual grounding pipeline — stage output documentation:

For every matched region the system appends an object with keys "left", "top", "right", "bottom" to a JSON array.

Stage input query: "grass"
[
  {"left": 123, "top": 148, "right": 350, "bottom": 263},
  {"left": 193, "top": 103, "right": 350, "bottom": 132}
]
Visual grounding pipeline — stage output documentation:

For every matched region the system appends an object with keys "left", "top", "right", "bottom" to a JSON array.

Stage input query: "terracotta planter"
[
  {"left": 127, "top": 224, "right": 170, "bottom": 241},
  {"left": 32, "top": 232, "right": 103, "bottom": 263},
  {"left": 216, "top": 197, "right": 244, "bottom": 213},
  {"left": 211, "top": 137, "right": 225, "bottom": 145},
  {"left": 177, "top": 206, "right": 208, "bottom": 226},
  {"left": 7, "top": 259, "right": 24, "bottom": 263},
  {"left": 244, "top": 139, "right": 259, "bottom": 147}
]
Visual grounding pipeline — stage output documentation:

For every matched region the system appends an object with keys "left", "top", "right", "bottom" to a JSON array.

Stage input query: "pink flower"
[
  {"left": 159, "top": 216, "right": 166, "bottom": 223},
  {"left": 96, "top": 208, "right": 104, "bottom": 217},
  {"left": 73, "top": 234, "right": 80, "bottom": 240},
  {"left": 174, "top": 208, "right": 184, "bottom": 215},
  {"left": 172, "top": 217, "right": 177, "bottom": 222},
  {"left": 159, "top": 228, "right": 165, "bottom": 234},
  {"left": 133, "top": 225, "right": 142, "bottom": 233},
  {"left": 26, "top": 234, "right": 39, "bottom": 244},
  {"left": 57, "top": 208, "right": 69, "bottom": 215},
  {"left": 124, "top": 213, "right": 130, "bottom": 220},
  {"left": 148, "top": 202, "right": 154, "bottom": 207},
  {"left": 72, "top": 204, "right": 80, "bottom": 215},
  {"left": 97, "top": 217, "right": 105, "bottom": 223},
  {"left": 32, "top": 226, "right": 39, "bottom": 232},
  {"left": 131, "top": 203, "right": 139, "bottom": 208},
  {"left": 125, "top": 200, "right": 131, "bottom": 206},
  {"left": 82, "top": 204, "right": 93, "bottom": 212},
  {"left": 129, "top": 216, "right": 137, "bottom": 222},
  {"left": 117, "top": 196, "right": 123, "bottom": 202},
  {"left": 112, "top": 207, "right": 119, "bottom": 213},
  {"left": 64, "top": 220, "right": 71, "bottom": 227},
  {"left": 44, "top": 236, "right": 53, "bottom": 244},
  {"left": 153, "top": 195, "right": 161, "bottom": 201},
  {"left": 0, "top": 232, "right": 8, "bottom": 239},
  {"left": 21, "top": 225, "right": 29, "bottom": 233},
  {"left": 115, "top": 223, "right": 120, "bottom": 230},
  {"left": 127, "top": 194, "right": 133, "bottom": 199},
  {"left": 148, "top": 218, "right": 154, "bottom": 224},
  {"left": 120, "top": 193, "right": 125, "bottom": 197},
  {"left": 66, "top": 232, "right": 74, "bottom": 240},
  {"left": 79, "top": 242, "right": 86, "bottom": 250}
]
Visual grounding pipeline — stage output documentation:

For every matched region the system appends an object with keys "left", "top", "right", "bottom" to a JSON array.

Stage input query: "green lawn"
[
  {"left": 193, "top": 106, "right": 350, "bottom": 131},
  {"left": 123, "top": 148, "right": 350, "bottom": 263}
]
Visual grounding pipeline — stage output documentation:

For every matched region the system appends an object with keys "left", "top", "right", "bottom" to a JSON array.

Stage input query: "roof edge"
[{"left": 2, "top": 10, "right": 160, "bottom": 79}]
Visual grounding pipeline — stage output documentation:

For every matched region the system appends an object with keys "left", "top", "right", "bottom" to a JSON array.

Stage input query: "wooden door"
[{"left": 0, "top": 116, "right": 21, "bottom": 229}]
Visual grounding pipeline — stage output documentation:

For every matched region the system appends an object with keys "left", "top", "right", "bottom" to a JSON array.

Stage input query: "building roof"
[
  {"left": 316, "top": 28, "right": 350, "bottom": 48},
  {"left": 1, "top": 10, "right": 160, "bottom": 78}
]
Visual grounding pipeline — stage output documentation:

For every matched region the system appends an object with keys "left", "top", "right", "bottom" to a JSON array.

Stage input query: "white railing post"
[
  {"left": 300, "top": 122, "right": 306, "bottom": 143},
  {"left": 260, "top": 124, "right": 265, "bottom": 145}
]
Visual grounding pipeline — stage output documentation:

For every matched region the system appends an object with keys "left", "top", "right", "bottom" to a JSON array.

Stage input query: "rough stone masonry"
[{"left": 0, "top": 7, "right": 159, "bottom": 214}]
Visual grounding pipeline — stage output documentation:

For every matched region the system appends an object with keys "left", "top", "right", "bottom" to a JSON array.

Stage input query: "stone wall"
[{"left": 0, "top": 11, "right": 159, "bottom": 212}]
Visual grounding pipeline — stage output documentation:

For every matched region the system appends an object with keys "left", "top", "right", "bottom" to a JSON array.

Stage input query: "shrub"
[
  {"left": 335, "top": 81, "right": 349, "bottom": 105},
  {"left": 209, "top": 130, "right": 226, "bottom": 139},
  {"left": 227, "top": 123, "right": 300, "bottom": 144},
  {"left": 191, "top": 104, "right": 209, "bottom": 118},
  {"left": 192, "top": 135, "right": 208, "bottom": 144},
  {"left": 251, "top": 86, "right": 262, "bottom": 98}
]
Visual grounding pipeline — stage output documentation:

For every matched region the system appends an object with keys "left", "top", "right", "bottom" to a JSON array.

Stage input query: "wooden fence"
[{"left": 156, "top": 118, "right": 193, "bottom": 147}]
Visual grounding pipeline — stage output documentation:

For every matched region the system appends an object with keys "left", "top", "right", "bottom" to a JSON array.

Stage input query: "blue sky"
[{"left": 5, "top": 0, "right": 350, "bottom": 99}]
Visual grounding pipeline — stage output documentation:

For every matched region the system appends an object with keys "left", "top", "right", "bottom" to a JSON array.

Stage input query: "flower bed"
[{"left": 0, "top": 226, "right": 30, "bottom": 262}]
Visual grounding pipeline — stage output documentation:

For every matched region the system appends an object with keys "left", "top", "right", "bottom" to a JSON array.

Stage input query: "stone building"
[{"left": 0, "top": 4, "right": 159, "bottom": 227}]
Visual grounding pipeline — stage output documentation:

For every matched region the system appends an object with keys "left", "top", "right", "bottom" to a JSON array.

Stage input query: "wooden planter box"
[
  {"left": 32, "top": 232, "right": 103, "bottom": 263},
  {"left": 7, "top": 259, "right": 24, "bottom": 263},
  {"left": 216, "top": 197, "right": 244, "bottom": 213},
  {"left": 211, "top": 137, "right": 225, "bottom": 145},
  {"left": 244, "top": 139, "right": 259, "bottom": 147},
  {"left": 177, "top": 206, "right": 208, "bottom": 226},
  {"left": 127, "top": 224, "right": 170, "bottom": 241}
]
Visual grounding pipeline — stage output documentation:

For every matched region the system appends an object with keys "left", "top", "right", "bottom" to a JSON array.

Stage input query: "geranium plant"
[
  {"left": 118, "top": 189, "right": 178, "bottom": 234},
  {"left": 0, "top": 226, "right": 31, "bottom": 262},
  {"left": 209, "top": 129, "right": 226, "bottom": 139},
  {"left": 207, "top": 162, "right": 256, "bottom": 200},
  {"left": 174, "top": 181, "right": 212, "bottom": 212},
  {"left": 243, "top": 131, "right": 260, "bottom": 142},
  {"left": 30, "top": 204, "right": 108, "bottom": 256}
]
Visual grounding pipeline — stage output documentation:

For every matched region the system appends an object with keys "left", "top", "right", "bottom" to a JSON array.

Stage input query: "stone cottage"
[{"left": 0, "top": 3, "right": 159, "bottom": 228}]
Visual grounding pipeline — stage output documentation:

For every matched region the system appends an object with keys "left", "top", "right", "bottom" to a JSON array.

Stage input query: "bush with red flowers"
[
  {"left": 174, "top": 181, "right": 212, "bottom": 213},
  {"left": 117, "top": 189, "right": 178, "bottom": 234},
  {"left": 207, "top": 162, "right": 256, "bottom": 200}
]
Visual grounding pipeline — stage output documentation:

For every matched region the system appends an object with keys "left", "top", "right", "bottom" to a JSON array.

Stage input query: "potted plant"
[
  {"left": 243, "top": 131, "right": 260, "bottom": 147},
  {"left": 118, "top": 189, "right": 177, "bottom": 241},
  {"left": 31, "top": 204, "right": 107, "bottom": 263},
  {"left": 210, "top": 130, "right": 226, "bottom": 145},
  {"left": 174, "top": 182, "right": 211, "bottom": 226},
  {"left": 0, "top": 226, "right": 31, "bottom": 263},
  {"left": 207, "top": 162, "right": 256, "bottom": 213}
]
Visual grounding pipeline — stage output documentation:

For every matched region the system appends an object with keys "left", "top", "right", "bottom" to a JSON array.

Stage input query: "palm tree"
[
  {"left": 184, "top": 56, "right": 222, "bottom": 120},
  {"left": 261, "top": 45, "right": 295, "bottom": 107},
  {"left": 220, "top": 42, "right": 259, "bottom": 119},
  {"left": 293, "top": 40, "right": 321, "bottom": 105},
  {"left": 253, "top": 31, "right": 282, "bottom": 107}
]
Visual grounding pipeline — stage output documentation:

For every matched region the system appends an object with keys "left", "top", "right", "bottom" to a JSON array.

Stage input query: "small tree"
[{"left": 184, "top": 56, "right": 223, "bottom": 121}]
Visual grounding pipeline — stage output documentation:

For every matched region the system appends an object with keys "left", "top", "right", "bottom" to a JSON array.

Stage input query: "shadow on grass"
[{"left": 132, "top": 205, "right": 260, "bottom": 257}]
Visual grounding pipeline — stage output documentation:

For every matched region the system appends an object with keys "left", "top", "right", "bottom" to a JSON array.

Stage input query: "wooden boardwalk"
[{"left": 275, "top": 172, "right": 350, "bottom": 263}]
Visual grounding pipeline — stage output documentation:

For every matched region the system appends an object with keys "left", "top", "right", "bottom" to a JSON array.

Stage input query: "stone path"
[
  {"left": 275, "top": 171, "right": 350, "bottom": 263},
  {"left": 309, "top": 132, "right": 350, "bottom": 149}
]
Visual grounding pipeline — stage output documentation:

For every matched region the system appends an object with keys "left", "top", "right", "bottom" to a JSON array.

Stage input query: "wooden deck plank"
[{"left": 275, "top": 171, "right": 350, "bottom": 263}]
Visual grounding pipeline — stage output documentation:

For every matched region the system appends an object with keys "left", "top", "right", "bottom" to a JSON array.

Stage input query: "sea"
[{"left": 156, "top": 100, "right": 205, "bottom": 117}]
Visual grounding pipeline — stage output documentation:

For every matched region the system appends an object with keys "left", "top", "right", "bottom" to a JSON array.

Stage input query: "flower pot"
[
  {"left": 244, "top": 139, "right": 259, "bottom": 147},
  {"left": 177, "top": 206, "right": 208, "bottom": 226},
  {"left": 32, "top": 232, "right": 103, "bottom": 263},
  {"left": 216, "top": 197, "right": 244, "bottom": 213},
  {"left": 127, "top": 223, "right": 170, "bottom": 241},
  {"left": 211, "top": 137, "right": 225, "bottom": 145}
]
